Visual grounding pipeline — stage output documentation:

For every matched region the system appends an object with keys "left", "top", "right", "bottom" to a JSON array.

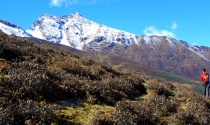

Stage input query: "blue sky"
[{"left": 0, "top": 0, "right": 210, "bottom": 47}]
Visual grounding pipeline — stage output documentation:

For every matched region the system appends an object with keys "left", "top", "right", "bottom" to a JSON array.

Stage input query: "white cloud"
[
  {"left": 49, "top": 0, "right": 85, "bottom": 7},
  {"left": 49, "top": 0, "right": 118, "bottom": 7},
  {"left": 171, "top": 22, "right": 177, "bottom": 30},
  {"left": 143, "top": 26, "right": 175, "bottom": 38},
  {"left": 49, "top": 0, "right": 66, "bottom": 7}
]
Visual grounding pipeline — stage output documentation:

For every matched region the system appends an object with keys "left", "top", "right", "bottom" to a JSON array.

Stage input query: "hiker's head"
[{"left": 202, "top": 68, "right": 206, "bottom": 72}]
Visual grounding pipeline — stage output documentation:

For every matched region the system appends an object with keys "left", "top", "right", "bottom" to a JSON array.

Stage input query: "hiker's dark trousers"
[{"left": 203, "top": 82, "right": 210, "bottom": 97}]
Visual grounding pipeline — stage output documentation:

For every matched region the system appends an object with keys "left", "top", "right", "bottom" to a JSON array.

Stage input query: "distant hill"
[{"left": 1, "top": 32, "right": 210, "bottom": 124}]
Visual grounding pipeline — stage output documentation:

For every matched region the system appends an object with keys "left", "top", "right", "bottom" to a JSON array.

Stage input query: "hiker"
[{"left": 200, "top": 68, "right": 210, "bottom": 97}]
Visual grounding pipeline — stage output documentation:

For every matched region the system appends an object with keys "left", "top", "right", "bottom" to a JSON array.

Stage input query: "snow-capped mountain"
[
  {"left": 26, "top": 12, "right": 209, "bottom": 60},
  {"left": 0, "top": 19, "right": 32, "bottom": 37},
  {"left": 25, "top": 12, "right": 210, "bottom": 80},
  {"left": 26, "top": 12, "right": 140, "bottom": 50}
]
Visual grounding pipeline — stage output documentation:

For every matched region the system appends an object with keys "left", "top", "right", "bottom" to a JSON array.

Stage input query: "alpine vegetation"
[{"left": 1, "top": 32, "right": 210, "bottom": 124}]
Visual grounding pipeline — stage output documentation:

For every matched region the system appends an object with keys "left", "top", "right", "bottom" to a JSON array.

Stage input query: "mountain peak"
[
  {"left": 38, "top": 12, "right": 82, "bottom": 20},
  {"left": 70, "top": 12, "right": 82, "bottom": 17},
  {"left": 39, "top": 14, "right": 58, "bottom": 20},
  {"left": 68, "top": 12, "right": 85, "bottom": 21}
]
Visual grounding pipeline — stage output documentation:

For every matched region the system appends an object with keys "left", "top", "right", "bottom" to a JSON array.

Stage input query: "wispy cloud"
[
  {"left": 49, "top": 0, "right": 66, "bottom": 7},
  {"left": 49, "top": 0, "right": 118, "bottom": 7},
  {"left": 143, "top": 26, "right": 175, "bottom": 38},
  {"left": 171, "top": 22, "right": 177, "bottom": 30}
]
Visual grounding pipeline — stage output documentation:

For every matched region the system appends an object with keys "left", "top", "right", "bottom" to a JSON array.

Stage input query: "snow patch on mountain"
[
  {"left": 0, "top": 19, "right": 31, "bottom": 37},
  {"left": 141, "top": 35, "right": 210, "bottom": 61},
  {"left": 26, "top": 14, "right": 62, "bottom": 43},
  {"left": 166, "top": 38, "right": 175, "bottom": 48}
]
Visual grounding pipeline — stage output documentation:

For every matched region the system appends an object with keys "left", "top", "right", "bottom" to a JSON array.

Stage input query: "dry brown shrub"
[
  {"left": 175, "top": 96, "right": 210, "bottom": 125},
  {"left": 147, "top": 78, "right": 175, "bottom": 98},
  {"left": 97, "top": 92, "right": 178, "bottom": 125}
]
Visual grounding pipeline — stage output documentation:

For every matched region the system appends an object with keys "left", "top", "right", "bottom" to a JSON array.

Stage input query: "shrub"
[
  {"left": 147, "top": 78, "right": 175, "bottom": 98},
  {"left": 176, "top": 97, "right": 210, "bottom": 124}
]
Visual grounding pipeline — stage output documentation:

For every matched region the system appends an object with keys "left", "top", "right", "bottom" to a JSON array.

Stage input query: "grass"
[{"left": 55, "top": 103, "right": 115, "bottom": 124}]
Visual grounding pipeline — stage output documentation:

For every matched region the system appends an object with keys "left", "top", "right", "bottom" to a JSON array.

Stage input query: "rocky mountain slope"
[
  {"left": 1, "top": 12, "right": 210, "bottom": 80},
  {"left": 1, "top": 32, "right": 210, "bottom": 125},
  {"left": 99, "top": 36, "right": 210, "bottom": 80}
]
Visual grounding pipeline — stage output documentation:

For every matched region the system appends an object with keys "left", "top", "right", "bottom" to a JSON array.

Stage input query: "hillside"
[
  {"left": 1, "top": 32, "right": 210, "bottom": 125},
  {"left": 28, "top": 37, "right": 200, "bottom": 93},
  {"left": 27, "top": 37, "right": 194, "bottom": 84}
]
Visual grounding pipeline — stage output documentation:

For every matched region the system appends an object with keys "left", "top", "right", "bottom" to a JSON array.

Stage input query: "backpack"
[{"left": 204, "top": 73, "right": 209, "bottom": 83}]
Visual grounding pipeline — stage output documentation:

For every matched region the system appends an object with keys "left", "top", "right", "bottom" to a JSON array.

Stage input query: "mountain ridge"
[{"left": 0, "top": 19, "right": 32, "bottom": 37}]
